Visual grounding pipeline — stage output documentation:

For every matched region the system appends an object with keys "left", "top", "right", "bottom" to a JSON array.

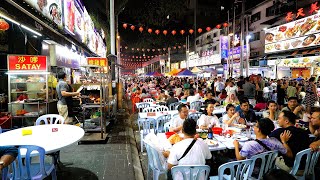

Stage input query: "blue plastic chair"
[
  {"left": 0, "top": 126, "right": 2, "bottom": 133},
  {"left": 171, "top": 165, "right": 210, "bottom": 180},
  {"left": 169, "top": 102, "right": 181, "bottom": 110},
  {"left": 155, "top": 106, "right": 169, "bottom": 112},
  {"left": 290, "top": 148, "right": 320, "bottom": 180},
  {"left": 144, "top": 142, "right": 167, "bottom": 180},
  {"left": 137, "top": 103, "right": 151, "bottom": 112},
  {"left": 188, "top": 112, "right": 203, "bottom": 122},
  {"left": 190, "top": 101, "right": 203, "bottom": 111},
  {"left": 156, "top": 115, "right": 171, "bottom": 134},
  {"left": 2, "top": 159, "right": 17, "bottom": 180},
  {"left": 35, "top": 114, "right": 65, "bottom": 125},
  {"left": 17, "top": 145, "right": 56, "bottom": 180},
  {"left": 138, "top": 118, "right": 156, "bottom": 153},
  {"left": 210, "top": 159, "right": 253, "bottom": 180},
  {"left": 142, "top": 107, "right": 157, "bottom": 113},
  {"left": 248, "top": 151, "right": 278, "bottom": 180}
]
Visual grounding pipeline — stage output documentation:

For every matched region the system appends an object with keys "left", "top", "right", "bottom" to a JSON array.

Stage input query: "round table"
[{"left": 0, "top": 124, "right": 84, "bottom": 154}]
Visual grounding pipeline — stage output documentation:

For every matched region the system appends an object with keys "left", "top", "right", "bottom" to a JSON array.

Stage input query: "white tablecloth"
[{"left": 0, "top": 124, "right": 84, "bottom": 154}]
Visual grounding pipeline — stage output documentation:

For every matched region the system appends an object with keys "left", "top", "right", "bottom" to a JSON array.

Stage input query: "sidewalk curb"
[{"left": 128, "top": 124, "right": 144, "bottom": 180}]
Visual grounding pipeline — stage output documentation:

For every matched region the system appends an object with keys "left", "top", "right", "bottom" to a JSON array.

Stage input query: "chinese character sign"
[
  {"left": 87, "top": 57, "right": 107, "bottom": 67},
  {"left": 8, "top": 55, "right": 47, "bottom": 71}
]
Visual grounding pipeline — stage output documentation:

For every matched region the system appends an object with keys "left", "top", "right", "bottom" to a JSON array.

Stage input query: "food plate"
[
  {"left": 235, "top": 136, "right": 249, "bottom": 142},
  {"left": 234, "top": 124, "right": 247, "bottom": 129},
  {"left": 227, "top": 127, "right": 242, "bottom": 133},
  {"left": 302, "top": 34, "right": 316, "bottom": 46},
  {"left": 196, "top": 129, "right": 208, "bottom": 133},
  {"left": 205, "top": 139, "right": 219, "bottom": 147}
]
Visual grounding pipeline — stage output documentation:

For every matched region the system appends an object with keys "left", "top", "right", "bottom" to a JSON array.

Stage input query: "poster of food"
[
  {"left": 265, "top": 13, "right": 320, "bottom": 45},
  {"left": 24, "top": 0, "right": 62, "bottom": 27},
  {"left": 74, "top": 2, "right": 84, "bottom": 42},
  {"left": 63, "top": 0, "right": 75, "bottom": 34},
  {"left": 265, "top": 32, "right": 320, "bottom": 53},
  {"left": 277, "top": 56, "right": 320, "bottom": 67}
]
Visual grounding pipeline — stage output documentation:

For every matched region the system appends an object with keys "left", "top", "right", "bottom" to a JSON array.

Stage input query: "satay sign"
[{"left": 8, "top": 55, "right": 47, "bottom": 71}]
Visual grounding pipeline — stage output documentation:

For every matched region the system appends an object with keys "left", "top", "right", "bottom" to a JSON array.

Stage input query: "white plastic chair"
[
  {"left": 144, "top": 98, "right": 154, "bottom": 102},
  {"left": 210, "top": 159, "right": 253, "bottom": 180},
  {"left": 35, "top": 114, "right": 65, "bottom": 125},
  {"left": 171, "top": 165, "right": 210, "bottom": 180},
  {"left": 138, "top": 118, "right": 156, "bottom": 153},
  {"left": 190, "top": 101, "right": 203, "bottom": 111},
  {"left": 155, "top": 106, "right": 169, "bottom": 112},
  {"left": 143, "top": 107, "right": 157, "bottom": 113},
  {"left": 145, "top": 142, "right": 167, "bottom": 180},
  {"left": 169, "top": 102, "right": 181, "bottom": 110},
  {"left": 156, "top": 115, "right": 171, "bottom": 133},
  {"left": 248, "top": 151, "right": 278, "bottom": 180},
  {"left": 188, "top": 112, "right": 203, "bottom": 122},
  {"left": 290, "top": 148, "right": 320, "bottom": 180}
]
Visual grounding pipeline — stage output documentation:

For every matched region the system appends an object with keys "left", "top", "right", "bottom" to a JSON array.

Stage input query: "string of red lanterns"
[
  {"left": 121, "top": 22, "right": 229, "bottom": 35},
  {"left": 0, "top": 19, "right": 10, "bottom": 31}
]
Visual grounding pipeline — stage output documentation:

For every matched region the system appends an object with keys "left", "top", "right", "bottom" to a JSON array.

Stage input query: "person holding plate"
[{"left": 198, "top": 102, "right": 220, "bottom": 130}]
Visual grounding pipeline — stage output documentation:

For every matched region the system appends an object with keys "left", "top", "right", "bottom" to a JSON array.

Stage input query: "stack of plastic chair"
[
  {"left": 144, "top": 142, "right": 167, "bottom": 180},
  {"left": 169, "top": 102, "right": 181, "bottom": 110},
  {"left": 142, "top": 107, "right": 157, "bottom": 113},
  {"left": 190, "top": 101, "right": 203, "bottom": 111},
  {"left": 290, "top": 148, "right": 320, "bottom": 180},
  {"left": 171, "top": 165, "right": 210, "bottom": 180},
  {"left": 17, "top": 145, "right": 57, "bottom": 180},
  {"left": 138, "top": 118, "right": 156, "bottom": 153},
  {"left": 137, "top": 103, "right": 151, "bottom": 113},
  {"left": 143, "top": 98, "right": 154, "bottom": 103},
  {"left": 210, "top": 159, "right": 253, "bottom": 180}
]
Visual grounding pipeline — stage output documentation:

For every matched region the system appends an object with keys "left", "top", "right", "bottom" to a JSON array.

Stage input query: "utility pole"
[
  {"left": 245, "top": 15, "right": 250, "bottom": 76},
  {"left": 194, "top": 0, "right": 197, "bottom": 51}
]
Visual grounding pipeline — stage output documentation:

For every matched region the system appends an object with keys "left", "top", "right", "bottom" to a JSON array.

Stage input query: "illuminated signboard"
[
  {"left": 265, "top": 12, "right": 320, "bottom": 53},
  {"left": 24, "top": 0, "right": 63, "bottom": 27},
  {"left": 8, "top": 55, "right": 47, "bottom": 71},
  {"left": 87, "top": 57, "right": 107, "bottom": 67}
]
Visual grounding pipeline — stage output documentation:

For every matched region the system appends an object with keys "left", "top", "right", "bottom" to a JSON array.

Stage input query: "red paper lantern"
[
  {"left": 130, "top": 25, "right": 135, "bottom": 31},
  {"left": 139, "top": 26, "right": 143, "bottom": 33},
  {"left": 163, "top": 30, "right": 168, "bottom": 35},
  {"left": 180, "top": 30, "right": 185, "bottom": 35},
  {"left": 206, "top": 27, "right": 211, "bottom": 31},
  {"left": 0, "top": 19, "right": 9, "bottom": 31},
  {"left": 123, "top": 23, "right": 128, "bottom": 29},
  {"left": 155, "top": 29, "right": 160, "bottom": 35},
  {"left": 172, "top": 30, "right": 176, "bottom": 35},
  {"left": 189, "top": 29, "right": 194, "bottom": 34},
  {"left": 216, "top": 24, "right": 221, "bottom": 29},
  {"left": 148, "top": 28, "right": 152, "bottom": 34},
  {"left": 223, "top": 23, "right": 228, "bottom": 27},
  {"left": 198, "top": 28, "right": 202, "bottom": 33}
]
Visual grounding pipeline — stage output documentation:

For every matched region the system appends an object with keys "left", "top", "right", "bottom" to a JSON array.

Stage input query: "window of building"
[
  {"left": 251, "top": 12, "right": 261, "bottom": 23},
  {"left": 266, "top": 6, "right": 275, "bottom": 17},
  {"left": 249, "top": 32, "right": 260, "bottom": 42}
]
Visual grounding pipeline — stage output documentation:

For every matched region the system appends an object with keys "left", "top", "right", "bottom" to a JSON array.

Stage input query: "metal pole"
[
  {"left": 194, "top": 0, "right": 197, "bottom": 51},
  {"left": 227, "top": 10, "right": 231, "bottom": 78},
  {"left": 168, "top": 49, "right": 171, "bottom": 73},
  {"left": 110, "top": 0, "right": 115, "bottom": 55},
  {"left": 240, "top": 0, "right": 245, "bottom": 76},
  {"left": 186, "top": 36, "right": 189, "bottom": 70},
  {"left": 245, "top": 15, "right": 250, "bottom": 76},
  {"left": 231, "top": 5, "right": 236, "bottom": 77}
]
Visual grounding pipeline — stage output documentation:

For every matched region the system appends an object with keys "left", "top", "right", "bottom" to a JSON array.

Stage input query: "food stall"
[{"left": 7, "top": 55, "right": 56, "bottom": 127}]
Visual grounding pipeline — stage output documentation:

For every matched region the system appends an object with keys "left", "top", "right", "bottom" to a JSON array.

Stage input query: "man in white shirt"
[
  {"left": 170, "top": 104, "right": 189, "bottom": 133},
  {"left": 167, "top": 119, "right": 212, "bottom": 170},
  {"left": 186, "top": 89, "right": 201, "bottom": 106}
]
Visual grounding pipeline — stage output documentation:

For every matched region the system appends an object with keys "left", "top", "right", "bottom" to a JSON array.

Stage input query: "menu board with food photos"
[
  {"left": 24, "top": 0, "right": 63, "bottom": 27},
  {"left": 277, "top": 56, "right": 320, "bottom": 67},
  {"left": 265, "top": 13, "right": 320, "bottom": 53}
]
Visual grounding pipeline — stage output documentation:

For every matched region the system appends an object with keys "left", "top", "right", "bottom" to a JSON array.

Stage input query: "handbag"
[{"left": 167, "top": 139, "right": 197, "bottom": 180}]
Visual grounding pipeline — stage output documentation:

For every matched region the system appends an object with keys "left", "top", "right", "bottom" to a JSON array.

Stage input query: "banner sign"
[
  {"left": 87, "top": 57, "right": 107, "bottom": 67},
  {"left": 220, "top": 36, "right": 229, "bottom": 59},
  {"left": 8, "top": 55, "right": 47, "bottom": 71}
]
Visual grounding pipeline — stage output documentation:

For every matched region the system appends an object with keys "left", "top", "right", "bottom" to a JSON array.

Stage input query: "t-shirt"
[
  {"left": 56, "top": 80, "right": 69, "bottom": 105},
  {"left": 269, "top": 126, "right": 310, "bottom": 167},
  {"left": 167, "top": 138, "right": 212, "bottom": 166},
  {"left": 198, "top": 114, "right": 220, "bottom": 127},
  {"left": 225, "top": 86, "right": 238, "bottom": 96},
  {"left": 187, "top": 95, "right": 200, "bottom": 105},
  {"left": 281, "top": 106, "right": 303, "bottom": 119},
  {"left": 170, "top": 116, "right": 185, "bottom": 132},
  {"left": 240, "top": 138, "right": 287, "bottom": 159},
  {"left": 243, "top": 82, "right": 256, "bottom": 99},
  {"left": 222, "top": 114, "right": 240, "bottom": 125},
  {"left": 238, "top": 109, "right": 257, "bottom": 123},
  {"left": 262, "top": 110, "right": 280, "bottom": 120}
]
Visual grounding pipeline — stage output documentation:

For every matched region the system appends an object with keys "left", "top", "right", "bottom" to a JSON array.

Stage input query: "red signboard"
[
  {"left": 87, "top": 57, "right": 107, "bottom": 67},
  {"left": 8, "top": 55, "right": 47, "bottom": 71}
]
